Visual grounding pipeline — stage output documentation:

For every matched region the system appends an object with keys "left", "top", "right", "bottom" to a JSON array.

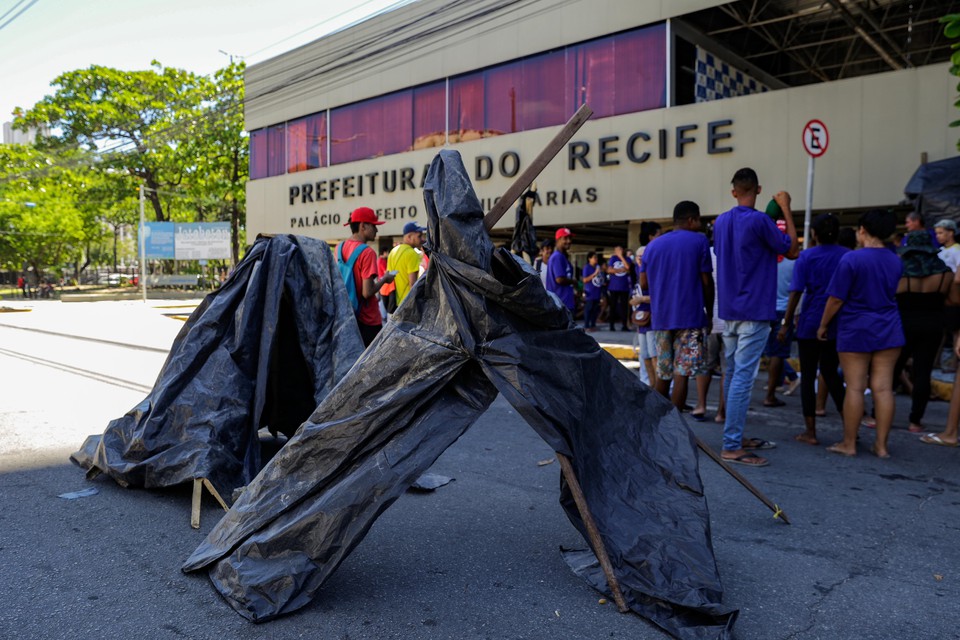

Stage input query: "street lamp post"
[{"left": 139, "top": 185, "right": 147, "bottom": 303}]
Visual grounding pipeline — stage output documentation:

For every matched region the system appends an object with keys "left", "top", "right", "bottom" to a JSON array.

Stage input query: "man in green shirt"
[{"left": 387, "top": 221, "right": 425, "bottom": 307}]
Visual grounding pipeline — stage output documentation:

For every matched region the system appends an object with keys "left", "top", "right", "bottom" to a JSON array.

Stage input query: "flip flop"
[
  {"left": 743, "top": 438, "right": 777, "bottom": 450},
  {"left": 920, "top": 433, "right": 959, "bottom": 447},
  {"left": 721, "top": 452, "right": 769, "bottom": 467},
  {"left": 826, "top": 444, "right": 855, "bottom": 457},
  {"left": 763, "top": 399, "right": 786, "bottom": 407},
  {"left": 689, "top": 411, "right": 707, "bottom": 422}
]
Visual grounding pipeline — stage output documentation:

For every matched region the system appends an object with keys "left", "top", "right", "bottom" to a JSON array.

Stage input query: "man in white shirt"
[{"left": 935, "top": 219, "right": 960, "bottom": 272}]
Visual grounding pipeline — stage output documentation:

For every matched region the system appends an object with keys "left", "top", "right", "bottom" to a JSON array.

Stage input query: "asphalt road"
[{"left": 1, "top": 300, "right": 958, "bottom": 640}]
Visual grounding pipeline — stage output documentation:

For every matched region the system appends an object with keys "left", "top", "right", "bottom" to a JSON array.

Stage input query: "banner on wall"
[{"left": 141, "top": 222, "right": 231, "bottom": 260}]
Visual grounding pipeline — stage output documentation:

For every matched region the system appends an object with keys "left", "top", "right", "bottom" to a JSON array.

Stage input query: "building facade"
[{"left": 244, "top": 0, "right": 958, "bottom": 249}]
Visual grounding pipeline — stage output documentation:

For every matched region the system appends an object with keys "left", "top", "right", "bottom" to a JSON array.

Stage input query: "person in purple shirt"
[
  {"left": 580, "top": 252, "right": 604, "bottom": 331},
  {"left": 546, "top": 227, "right": 576, "bottom": 312},
  {"left": 819, "top": 209, "right": 904, "bottom": 459},
  {"left": 778, "top": 213, "right": 850, "bottom": 446},
  {"left": 639, "top": 201, "right": 714, "bottom": 409},
  {"left": 606, "top": 246, "right": 631, "bottom": 331},
  {"left": 714, "top": 168, "right": 798, "bottom": 467}
]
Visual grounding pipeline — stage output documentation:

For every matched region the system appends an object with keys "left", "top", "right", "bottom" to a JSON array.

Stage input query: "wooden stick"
[
  {"left": 694, "top": 437, "right": 791, "bottom": 524},
  {"left": 190, "top": 477, "right": 231, "bottom": 529},
  {"left": 556, "top": 453, "right": 630, "bottom": 613},
  {"left": 202, "top": 478, "right": 230, "bottom": 512},
  {"left": 483, "top": 104, "right": 593, "bottom": 232},
  {"left": 191, "top": 478, "right": 203, "bottom": 529},
  {"left": 478, "top": 106, "right": 623, "bottom": 608}
]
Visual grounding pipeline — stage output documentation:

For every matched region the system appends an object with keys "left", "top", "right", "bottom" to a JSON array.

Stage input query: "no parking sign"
[
  {"left": 802, "top": 119, "right": 829, "bottom": 158},
  {"left": 801, "top": 119, "right": 829, "bottom": 246}
]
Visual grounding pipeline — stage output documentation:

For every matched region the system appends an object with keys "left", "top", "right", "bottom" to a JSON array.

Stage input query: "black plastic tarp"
[
  {"left": 182, "top": 150, "right": 737, "bottom": 640},
  {"left": 904, "top": 155, "right": 960, "bottom": 222},
  {"left": 71, "top": 234, "right": 364, "bottom": 498}
]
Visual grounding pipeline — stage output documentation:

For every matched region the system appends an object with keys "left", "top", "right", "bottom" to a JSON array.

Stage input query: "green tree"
[
  {"left": 943, "top": 13, "right": 960, "bottom": 150},
  {"left": 181, "top": 61, "right": 248, "bottom": 263},
  {"left": 17, "top": 61, "right": 248, "bottom": 262},
  {"left": 16, "top": 62, "right": 210, "bottom": 223},
  {"left": 0, "top": 144, "right": 89, "bottom": 279}
]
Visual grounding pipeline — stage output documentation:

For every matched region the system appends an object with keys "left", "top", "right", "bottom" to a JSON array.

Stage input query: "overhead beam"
[
  {"left": 707, "top": 5, "right": 830, "bottom": 35},
  {"left": 852, "top": 0, "right": 914, "bottom": 67},
  {"left": 717, "top": 3, "right": 831, "bottom": 83},
  {"left": 823, "top": 0, "right": 903, "bottom": 71}
]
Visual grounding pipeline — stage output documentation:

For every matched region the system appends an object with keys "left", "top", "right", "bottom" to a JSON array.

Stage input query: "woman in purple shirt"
[
  {"left": 818, "top": 210, "right": 904, "bottom": 459},
  {"left": 780, "top": 214, "right": 849, "bottom": 445}
]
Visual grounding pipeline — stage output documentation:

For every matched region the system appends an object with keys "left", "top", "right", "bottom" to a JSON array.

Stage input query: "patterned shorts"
[{"left": 654, "top": 329, "right": 706, "bottom": 380}]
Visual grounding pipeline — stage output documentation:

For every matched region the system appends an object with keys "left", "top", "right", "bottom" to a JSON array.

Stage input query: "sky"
[{"left": 0, "top": 0, "right": 415, "bottom": 124}]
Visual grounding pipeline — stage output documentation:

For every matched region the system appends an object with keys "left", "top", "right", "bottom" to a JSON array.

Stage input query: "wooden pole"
[
  {"left": 483, "top": 104, "right": 593, "bottom": 232},
  {"left": 695, "top": 437, "right": 791, "bottom": 524},
  {"left": 477, "top": 105, "right": 632, "bottom": 610},
  {"left": 556, "top": 453, "right": 630, "bottom": 613}
]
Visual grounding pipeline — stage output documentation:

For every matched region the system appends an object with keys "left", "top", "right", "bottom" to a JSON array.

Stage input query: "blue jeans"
[
  {"left": 583, "top": 297, "right": 600, "bottom": 328},
  {"left": 722, "top": 320, "right": 771, "bottom": 451}
]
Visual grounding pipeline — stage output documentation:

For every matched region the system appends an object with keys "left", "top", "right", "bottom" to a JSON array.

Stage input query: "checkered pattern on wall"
[{"left": 695, "top": 47, "right": 769, "bottom": 103}]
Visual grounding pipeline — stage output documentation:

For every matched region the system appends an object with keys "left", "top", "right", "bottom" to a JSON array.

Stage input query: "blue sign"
[{"left": 142, "top": 222, "right": 175, "bottom": 259}]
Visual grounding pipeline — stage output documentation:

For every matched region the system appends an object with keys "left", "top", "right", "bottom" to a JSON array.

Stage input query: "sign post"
[
  {"left": 801, "top": 119, "right": 829, "bottom": 247},
  {"left": 139, "top": 185, "right": 147, "bottom": 303}
]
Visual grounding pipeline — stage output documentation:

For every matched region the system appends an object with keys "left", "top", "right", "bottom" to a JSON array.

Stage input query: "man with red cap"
[
  {"left": 546, "top": 227, "right": 576, "bottom": 313},
  {"left": 338, "top": 207, "right": 395, "bottom": 347}
]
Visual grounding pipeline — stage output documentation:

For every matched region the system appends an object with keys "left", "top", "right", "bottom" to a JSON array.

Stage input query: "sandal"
[
  {"left": 920, "top": 433, "right": 959, "bottom": 447},
  {"left": 826, "top": 444, "right": 855, "bottom": 457},
  {"left": 721, "top": 452, "right": 769, "bottom": 467},
  {"left": 763, "top": 399, "right": 786, "bottom": 407},
  {"left": 689, "top": 410, "right": 707, "bottom": 422}
]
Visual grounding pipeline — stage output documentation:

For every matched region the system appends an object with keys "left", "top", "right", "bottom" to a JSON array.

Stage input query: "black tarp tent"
[
  {"left": 71, "top": 234, "right": 364, "bottom": 499},
  {"left": 904, "top": 155, "right": 960, "bottom": 223},
  {"left": 182, "top": 150, "right": 738, "bottom": 640}
]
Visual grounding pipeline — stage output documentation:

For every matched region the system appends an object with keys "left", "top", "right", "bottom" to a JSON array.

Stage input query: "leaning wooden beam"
[
  {"left": 556, "top": 453, "right": 630, "bottom": 613},
  {"left": 483, "top": 103, "right": 593, "bottom": 231},
  {"left": 478, "top": 104, "right": 632, "bottom": 611}
]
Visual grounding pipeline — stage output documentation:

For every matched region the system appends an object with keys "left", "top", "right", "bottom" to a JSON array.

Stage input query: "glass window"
[
  {"left": 450, "top": 24, "right": 665, "bottom": 140},
  {"left": 331, "top": 90, "right": 412, "bottom": 165},
  {"left": 567, "top": 25, "right": 666, "bottom": 117},
  {"left": 449, "top": 73, "right": 485, "bottom": 142},
  {"left": 449, "top": 51, "right": 565, "bottom": 140},
  {"left": 412, "top": 82, "right": 446, "bottom": 150},
  {"left": 250, "top": 24, "right": 667, "bottom": 175},
  {"left": 519, "top": 50, "right": 566, "bottom": 130},
  {"left": 330, "top": 80, "right": 445, "bottom": 164},
  {"left": 249, "top": 124, "right": 286, "bottom": 179},
  {"left": 287, "top": 112, "right": 326, "bottom": 173}
]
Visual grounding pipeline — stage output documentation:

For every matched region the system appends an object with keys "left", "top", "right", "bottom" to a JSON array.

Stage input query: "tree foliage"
[
  {"left": 14, "top": 60, "right": 248, "bottom": 265},
  {"left": 0, "top": 144, "right": 92, "bottom": 278},
  {"left": 943, "top": 13, "right": 960, "bottom": 149}
]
